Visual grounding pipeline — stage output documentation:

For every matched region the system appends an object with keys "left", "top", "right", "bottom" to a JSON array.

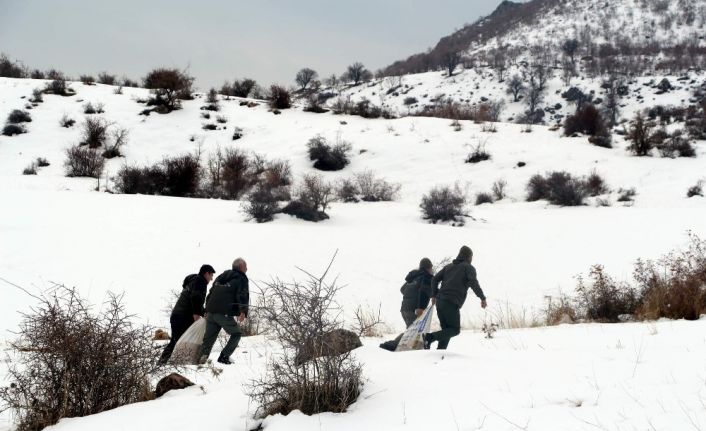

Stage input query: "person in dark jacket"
[
  {"left": 379, "top": 258, "right": 434, "bottom": 352},
  {"left": 199, "top": 258, "right": 249, "bottom": 365},
  {"left": 399, "top": 258, "right": 434, "bottom": 327},
  {"left": 424, "top": 246, "right": 487, "bottom": 350},
  {"left": 159, "top": 264, "right": 216, "bottom": 364}
]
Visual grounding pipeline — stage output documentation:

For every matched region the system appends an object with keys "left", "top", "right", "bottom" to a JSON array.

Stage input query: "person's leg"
[
  {"left": 159, "top": 314, "right": 191, "bottom": 364},
  {"left": 435, "top": 300, "right": 460, "bottom": 350},
  {"left": 214, "top": 314, "right": 242, "bottom": 359},
  {"left": 402, "top": 311, "right": 416, "bottom": 328},
  {"left": 199, "top": 313, "right": 222, "bottom": 360}
]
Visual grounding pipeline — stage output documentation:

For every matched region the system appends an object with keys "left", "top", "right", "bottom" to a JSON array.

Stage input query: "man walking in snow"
[
  {"left": 379, "top": 258, "right": 434, "bottom": 351},
  {"left": 400, "top": 257, "right": 434, "bottom": 327},
  {"left": 159, "top": 264, "right": 216, "bottom": 364},
  {"left": 199, "top": 258, "right": 250, "bottom": 365},
  {"left": 424, "top": 246, "right": 487, "bottom": 350}
]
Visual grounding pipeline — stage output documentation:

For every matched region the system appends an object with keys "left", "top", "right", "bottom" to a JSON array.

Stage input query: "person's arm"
[
  {"left": 466, "top": 265, "right": 487, "bottom": 307},
  {"left": 190, "top": 278, "right": 207, "bottom": 317},
  {"left": 234, "top": 278, "right": 249, "bottom": 319},
  {"left": 431, "top": 267, "right": 445, "bottom": 299},
  {"left": 417, "top": 277, "right": 431, "bottom": 311}
]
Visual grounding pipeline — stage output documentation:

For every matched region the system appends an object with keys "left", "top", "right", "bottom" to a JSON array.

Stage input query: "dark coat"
[
  {"left": 205, "top": 269, "right": 249, "bottom": 316},
  {"left": 400, "top": 269, "right": 433, "bottom": 312},
  {"left": 431, "top": 257, "right": 485, "bottom": 308},
  {"left": 172, "top": 274, "right": 208, "bottom": 317}
]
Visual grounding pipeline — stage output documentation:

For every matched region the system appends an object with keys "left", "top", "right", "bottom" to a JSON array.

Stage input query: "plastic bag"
[
  {"left": 395, "top": 305, "right": 434, "bottom": 351},
  {"left": 170, "top": 318, "right": 207, "bottom": 365}
]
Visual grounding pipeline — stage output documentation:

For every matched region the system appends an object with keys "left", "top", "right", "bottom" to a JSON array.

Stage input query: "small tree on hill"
[
  {"left": 627, "top": 113, "right": 655, "bottom": 156},
  {"left": 295, "top": 68, "right": 318, "bottom": 90},
  {"left": 344, "top": 62, "right": 369, "bottom": 85},
  {"left": 142, "top": 68, "right": 194, "bottom": 113}
]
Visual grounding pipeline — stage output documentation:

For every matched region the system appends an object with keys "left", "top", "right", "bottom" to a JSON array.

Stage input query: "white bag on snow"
[
  {"left": 170, "top": 318, "right": 207, "bottom": 365},
  {"left": 395, "top": 305, "right": 434, "bottom": 352}
]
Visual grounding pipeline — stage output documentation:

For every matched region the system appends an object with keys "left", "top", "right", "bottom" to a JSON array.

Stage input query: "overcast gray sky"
[{"left": 0, "top": 0, "right": 504, "bottom": 90}]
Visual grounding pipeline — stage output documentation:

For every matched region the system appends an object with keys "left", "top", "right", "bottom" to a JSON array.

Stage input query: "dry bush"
[
  {"left": 243, "top": 183, "right": 280, "bottom": 223},
  {"left": 526, "top": 171, "right": 605, "bottom": 206},
  {"left": 657, "top": 130, "right": 696, "bottom": 158},
  {"left": 22, "top": 163, "right": 37, "bottom": 175},
  {"left": 465, "top": 143, "right": 491, "bottom": 163},
  {"left": 80, "top": 75, "right": 95, "bottom": 85},
  {"left": 576, "top": 265, "right": 638, "bottom": 322},
  {"left": 102, "top": 127, "right": 128, "bottom": 159},
  {"left": 282, "top": 174, "right": 335, "bottom": 222},
  {"left": 352, "top": 304, "right": 385, "bottom": 337},
  {"left": 475, "top": 192, "right": 494, "bottom": 205},
  {"left": 31, "top": 89, "right": 43, "bottom": 103},
  {"left": 80, "top": 116, "right": 109, "bottom": 148},
  {"left": 634, "top": 233, "right": 706, "bottom": 320},
  {"left": 7, "top": 110, "right": 32, "bottom": 124},
  {"left": 83, "top": 102, "right": 105, "bottom": 114},
  {"left": 43, "top": 77, "right": 74, "bottom": 96},
  {"left": 687, "top": 180, "right": 704, "bottom": 198},
  {"left": 336, "top": 171, "right": 400, "bottom": 203},
  {"left": 230, "top": 78, "right": 257, "bottom": 98},
  {"left": 617, "top": 187, "right": 637, "bottom": 202},
  {"left": 203, "top": 88, "right": 220, "bottom": 111},
  {"left": 0, "top": 287, "right": 160, "bottom": 431},
  {"left": 35, "top": 157, "right": 50, "bottom": 167},
  {"left": 60, "top": 114, "right": 75, "bottom": 128},
  {"left": 2, "top": 123, "right": 26, "bottom": 136},
  {"left": 268, "top": 85, "right": 291, "bottom": 110},
  {"left": 248, "top": 257, "right": 362, "bottom": 418},
  {"left": 307, "top": 135, "right": 351, "bottom": 171},
  {"left": 98, "top": 72, "right": 117, "bottom": 85},
  {"left": 416, "top": 100, "right": 502, "bottom": 122},
  {"left": 491, "top": 179, "right": 507, "bottom": 200},
  {"left": 64, "top": 146, "right": 104, "bottom": 178},
  {"left": 627, "top": 113, "right": 656, "bottom": 156},
  {"left": 544, "top": 293, "right": 579, "bottom": 325},
  {"left": 115, "top": 154, "right": 200, "bottom": 197},
  {"left": 0, "top": 53, "right": 27, "bottom": 78},
  {"left": 420, "top": 184, "right": 467, "bottom": 224}
]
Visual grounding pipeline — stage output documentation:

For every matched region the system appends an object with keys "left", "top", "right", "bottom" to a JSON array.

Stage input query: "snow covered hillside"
[{"left": 1, "top": 74, "right": 705, "bottom": 430}]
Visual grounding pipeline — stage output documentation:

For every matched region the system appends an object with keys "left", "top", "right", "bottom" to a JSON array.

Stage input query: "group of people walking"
[
  {"left": 159, "top": 245, "right": 486, "bottom": 365},
  {"left": 159, "top": 258, "right": 250, "bottom": 365}
]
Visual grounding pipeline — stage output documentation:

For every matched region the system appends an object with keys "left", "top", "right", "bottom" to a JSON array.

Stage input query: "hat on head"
[
  {"left": 457, "top": 246, "right": 473, "bottom": 261},
  {"left": 199, "top": 264, "right": 216, "bottom": 275},
  {"left": 419, "top": 258, "right": 433, "bottom": 270}
]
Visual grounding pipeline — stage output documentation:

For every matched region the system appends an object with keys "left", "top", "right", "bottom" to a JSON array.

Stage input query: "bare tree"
[
  {"left": 295, "top": 67, "right": 318, "bottom": 90},
  {"left": 142, "top": 68, "right": 194, "bottom": 113},
  {"left": 507, "top": 74, "right": 525, "bottom": 102},
  {"left": 492, "top": 50, "right": 507, "bottom": 82},
  {"left": 344, "top": 62, "right": 368, "bottom": 85},
  {"left": 441, "top": 50, "right": 462, "bottom": 76}
]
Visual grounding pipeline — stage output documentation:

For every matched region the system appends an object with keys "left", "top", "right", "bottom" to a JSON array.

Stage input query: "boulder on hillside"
[
  {"left": 294, "top": 329, "right": 362, "bottom": 366},
  {"left": 155, "top": 373, "right": 194, "bottom": 398}
]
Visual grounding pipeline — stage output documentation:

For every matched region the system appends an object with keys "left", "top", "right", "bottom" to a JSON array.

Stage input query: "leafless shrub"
[
  {"left": 0, "top": 287, "right": 160, "bottom": 431},
  {"left": 576, "top": 265, "right": 638, "bottom": 322},
  {"left": 465, "top": 143, "right": 491, "bottom": 163},
  {"left": 7, "top": 110, "right": 32, "bottom": 124},
  {"left": 353, "top": 304, "right": 385, "bottom": 337},
  {"left": 43, "top": 76, "right": 74, "bottom": 96},
  {"left": 336, "top": 171, "right": 400, "bottom": 203},
  {"left": 35, "top": 157, "right": 50, "bottom": 167},
  {"left": 98, "top": 72, "right": 117, "bottom": 85},
  {"left": 80, "top": 75, "right": 95, "bottom": 85},
  {"left": 83, "top": 102, "right": 104, "bottom": 114},
  {"left": 2, "top": 124, "right": 26, "bottom": 136},
  {"left": 31, "top": 89, "right": 43, "bottom": 103},
  {"left": 80, "top": 116, "right": 109, "bottom": 148},
  {"left": 617, "top": 187, "right": 637, "bottom": 202},
  {"left": 203, "top": 88, "right": 220, "bottom": 111},
  {"left": 268, "top": 85, "right": 291, "bottom": 110},
  {"left": 307, "top": 134, "right": 351, "bottom": 171},
  {"left": 64, "top": 146, "right": 104, "bottom": 177},
  {"left": 282, "top": 174, "right": 335, "bottom": 222},
  {"left": 60, "top": 114, "right": 75, "bottom": 128},
  {"left": 475, "top": 192, "right": 494, "bottom": 205},
  {"left": 544, "top": 293, "right": 579, "bottom": 325},
  {"left": 103, "top": 127, "right": 128, "bottom": 159},
  {"left": 420, "top": 183, "right": 467, "bottom": 224},
  {"left": 634, "top": 233, "right": 706, "bottom": 320},
  {"left": 491, "top": 179, "right": 507, "bottom": 200},
  {"left": 687, "top": 180, "right": 704, "bottom": 198},
  {"left": 22, "top": 163, "right": 37, "bottom": 175},
  {"left": 248, "top": 256, "right": 362, "bottom": 417},
  {"left": 243, "top": 183, "right": 280, "bottom": 223}
]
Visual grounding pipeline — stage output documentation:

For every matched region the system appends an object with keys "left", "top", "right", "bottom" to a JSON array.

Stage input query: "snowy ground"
[
  {"left": 24, "top": 319, "right": 706, "bottom": 431},
  {"left": 1, "top": 77, "right": 706, "bottom": 430}
]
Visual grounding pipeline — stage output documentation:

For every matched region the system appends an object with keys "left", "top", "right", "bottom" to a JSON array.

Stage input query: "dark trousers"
[
  {"left": 200, "top": 313, "right": 242, "bottom": 360},
  {"left": 159, "top": 313, "right": 193, "bottom": 364},
  {"left": 430, "top": 299, "right": 461, "bottom": 350},
  {"left": 401, "top": 310, "right": 416, "bottom": 328}
]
